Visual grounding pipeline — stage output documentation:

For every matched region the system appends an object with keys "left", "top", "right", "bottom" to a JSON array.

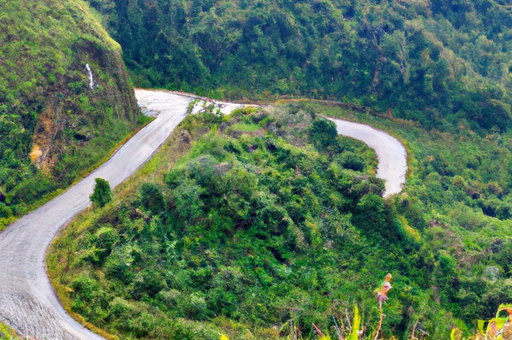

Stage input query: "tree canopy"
[{"left": 89, "top": 0, "right": 512, "bottom": 131}]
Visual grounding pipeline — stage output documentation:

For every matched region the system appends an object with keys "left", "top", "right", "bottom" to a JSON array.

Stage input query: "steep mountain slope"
[
  {"left": 48, "top": 99, "right": 512, "bottom": 340},
  {"left": 87, "top": 0, "right": 512, "bottom": 131},
  {"left": 49, "top": 106, "right": 410, "bottom": 340},
  {"left": 0, "top": 0, "right": 139, "bottom": 227}
]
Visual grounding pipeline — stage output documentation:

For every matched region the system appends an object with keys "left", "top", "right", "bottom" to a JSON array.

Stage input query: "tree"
[
  {"left": 90, "top": 178, "right": 113, "bottom": 208},
  {"left": 309, "top": 118, "right": 338, "bottom": 150}
]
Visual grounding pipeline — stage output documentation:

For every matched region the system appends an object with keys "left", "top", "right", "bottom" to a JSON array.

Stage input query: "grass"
[{"left": 226, "top": 123, "right": 262, "bottom": 133}]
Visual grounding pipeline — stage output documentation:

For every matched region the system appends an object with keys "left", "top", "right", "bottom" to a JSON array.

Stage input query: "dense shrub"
[{"left": 90, "top": 178, "right": 113, "bottom": 208}]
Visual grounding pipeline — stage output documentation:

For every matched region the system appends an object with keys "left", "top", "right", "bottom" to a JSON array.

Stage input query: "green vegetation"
[
  {"left": 309, "top": 101, "right": 512, "bottom": 331},
  {"left": 3, "top": 0, "right": 511, "bottom": 337},
  {"left": 90, "top": 178, "right": 113, "bottom": 208},
  {"left": 48, "top": 101, "right": 512, "bottom": 339},
  {"left": 48, "top": 105, "right": 452, "bottom": 339},
  {"left": 0, "top": 0, "right": 140, "bottom": 230},
  {"left": 88, "top": 0, "right": 512, "bottom": 132},
  {"left": 0, "top": 321, "right": 24, "bottom": 340}
]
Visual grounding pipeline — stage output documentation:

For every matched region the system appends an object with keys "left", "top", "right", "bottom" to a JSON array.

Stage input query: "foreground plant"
[
  {"left": 312, "top": 275, "right": 511, "bottom": 340},
  {"left": 374, "top": 274, "right": 393, "bottom": 340},
  {"left": 308, "top": 274, "right": 392, "bottom": 340},
  {"left": 450, "top": 304, "right": 512, "bottom": 340}
]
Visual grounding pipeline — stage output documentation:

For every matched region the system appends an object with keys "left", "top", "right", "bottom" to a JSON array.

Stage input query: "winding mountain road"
[
  {"left": 328, "top": 118, "right": 407, "bottom": 196},
  {"left": 0, "top": 90, "right": 406, "bottom": 339}
]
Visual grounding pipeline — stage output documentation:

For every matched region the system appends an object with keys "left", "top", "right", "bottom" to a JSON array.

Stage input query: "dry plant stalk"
[{"left": 374, "top": 274, "right": 392, "bottom": 340}]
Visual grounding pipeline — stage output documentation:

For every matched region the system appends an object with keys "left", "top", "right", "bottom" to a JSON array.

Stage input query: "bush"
[
  {"left": 309, "top": 118, "right": 338, "bottom": 150},
  {"left": 338, "top": 151, "right": 365, "bottom": 171},
  {"left": 139, "top": 182, "right": 165, "bottom": 214},
  {"left": 0, "top": 204, "right": 12, "bottom": 218},
  {"left": 90, "top": 178, "right": 113, "bottom": 208}
]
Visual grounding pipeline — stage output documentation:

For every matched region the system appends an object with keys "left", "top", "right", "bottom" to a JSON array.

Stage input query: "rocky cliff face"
[{"left": 0, "top": 0, "right": 139, "bottom": 220}]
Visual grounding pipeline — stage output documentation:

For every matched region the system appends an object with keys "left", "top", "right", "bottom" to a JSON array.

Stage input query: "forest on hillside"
[
  {"left": 49, "top": 103, "right": 512, "bottom": 340},
  {"left": 49, "top": 107, "right": 428, "bottom": 339},
  {"left": 88, "top": 0, "right": 512, "bottom": 131},
  {"left": 2, "top": 0, "right": 512, "bottom": 338}
]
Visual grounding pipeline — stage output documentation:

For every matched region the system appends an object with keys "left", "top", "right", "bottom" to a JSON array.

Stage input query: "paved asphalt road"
[
  {"left": 329, "top": 118, "right": 407, "bottom": 196},
  {"left": 0, "top": 90, "right": 405, "bottom": 339}
]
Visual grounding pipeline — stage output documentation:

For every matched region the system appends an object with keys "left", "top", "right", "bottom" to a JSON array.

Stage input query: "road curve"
[
  {"left": 0, "top": 89, "right": 245, "bottom": 340},
  {"left": 328, "top": 118, "right": 407, "bottom": 196},
  {"left": 0, "top": 90, "right": 406, "bottom": 340}
]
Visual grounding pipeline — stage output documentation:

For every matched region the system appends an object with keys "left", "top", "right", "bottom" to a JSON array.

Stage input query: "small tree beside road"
[{"left": 90, "top": 178, "right": 112, "bottom": 208}]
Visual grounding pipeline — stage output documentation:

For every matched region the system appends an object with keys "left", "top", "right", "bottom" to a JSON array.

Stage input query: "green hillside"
[
  {"left": 0, "top": 0, "right": 140, "bottom": 228},
  {"left": 2, "top": 0, "right": 509, "bottom": 338},
  {"left": 88, "top": 0, "right": 512, "bottom": 131},
  {"left": 48, "top": 102, "right": 512, "bottom": 339},
  {"left": 49, "top": 106, "right": 416, "bottom": 339}
]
